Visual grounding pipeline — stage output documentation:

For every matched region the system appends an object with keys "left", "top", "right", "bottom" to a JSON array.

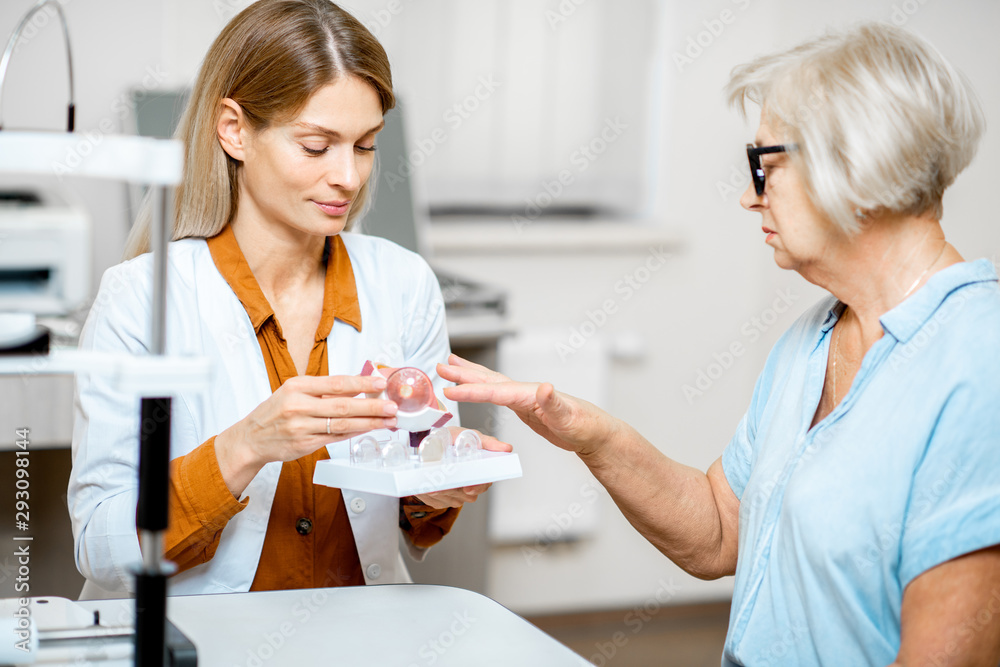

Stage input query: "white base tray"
[{"left": 313, "top": 451, "right": 522, "bottom": 497}]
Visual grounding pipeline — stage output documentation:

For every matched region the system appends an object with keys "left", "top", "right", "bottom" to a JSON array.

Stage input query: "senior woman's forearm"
[{"left": 579, "top": 423, "right": 738, "bottom": 580}]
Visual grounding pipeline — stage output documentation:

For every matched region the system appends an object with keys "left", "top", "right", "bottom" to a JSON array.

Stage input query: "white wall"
[{"left": 2, "top": 0, "right": 998, "bottom": 615}]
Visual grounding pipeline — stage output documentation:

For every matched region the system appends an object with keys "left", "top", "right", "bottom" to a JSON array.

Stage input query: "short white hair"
[{"left": 727, "top": 22, "right": 985, "bottom": 233}]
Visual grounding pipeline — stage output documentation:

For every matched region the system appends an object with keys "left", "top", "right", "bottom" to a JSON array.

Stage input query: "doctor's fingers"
[
  {"left": 285, "top": 374, "right": 387, "bottom": 397},
  {"left": 308, "top": 395, "right": 398, "bottom": 419},
  {"left": 309, "top": 415, "right": 397, "bottom": 439},
  {"left": 415, "top": 483, "right": 492, "bottom": 509}
]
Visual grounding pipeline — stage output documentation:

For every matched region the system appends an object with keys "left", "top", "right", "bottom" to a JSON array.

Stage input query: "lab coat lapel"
[
  {"left": 326, "top": 314, "right": 404, "bottom": 585},
  {"left": 170, "top": 242, "right": 281, "bottom": 594}
]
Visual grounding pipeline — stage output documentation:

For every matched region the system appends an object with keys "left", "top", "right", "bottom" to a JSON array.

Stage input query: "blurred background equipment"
[{"left": 0, "top": 188, "right": 90, "bottom": 318}]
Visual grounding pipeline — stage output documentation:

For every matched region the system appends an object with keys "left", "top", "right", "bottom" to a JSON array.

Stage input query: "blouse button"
[
  {"left": 295, "top": 517, "right": 313, "bottom": 535},
  {"left": 366, "top": 563, "right": 382, "bottom": 580},
  {"left": 350, "top": 498, "right": 366, "bottom": 513}
]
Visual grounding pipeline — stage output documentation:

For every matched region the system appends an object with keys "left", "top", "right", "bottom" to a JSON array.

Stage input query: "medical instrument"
[
  {"left": 0, "top": 0, "right": 75, "bottom": 132},
  {"left": 0, "top": 0, "right": 88, "bottom": 354},
  {"left": 0, "top": 2, "right": 201, "bottom": 665},
  {"left": 0, "top": 189, "right": 91, "bottom": 316}
]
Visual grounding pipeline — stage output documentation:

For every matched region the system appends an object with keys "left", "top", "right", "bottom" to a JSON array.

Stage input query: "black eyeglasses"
[{"left": 746, "top": 143, "right": 798, "bottom": 196}]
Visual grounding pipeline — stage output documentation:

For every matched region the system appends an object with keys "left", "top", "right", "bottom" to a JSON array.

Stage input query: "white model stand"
[{"left": 314, "top": 451, "right": 522, "bottom": 497}]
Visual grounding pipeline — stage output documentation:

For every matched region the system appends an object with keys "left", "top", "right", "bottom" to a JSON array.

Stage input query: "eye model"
[{"left": 386, "top": 367, "right": 436, "bottom": 413}]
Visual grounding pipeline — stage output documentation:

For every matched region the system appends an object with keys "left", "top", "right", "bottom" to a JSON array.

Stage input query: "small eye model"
[{"left": 386, "top": 367, "right": 436, "bottom": 413}]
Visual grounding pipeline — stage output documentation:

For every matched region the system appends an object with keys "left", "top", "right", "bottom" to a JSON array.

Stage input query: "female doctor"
[{"left": 68, "top": 0, "right": 505, "bottom": 598}]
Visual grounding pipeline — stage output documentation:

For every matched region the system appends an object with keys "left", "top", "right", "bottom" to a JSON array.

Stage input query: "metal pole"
[
  {"left": 134, "top": 184, "right": 173, "bottom": 667},
  {"left": 149, "top": 186, "right": 169, "bottom": 356}
]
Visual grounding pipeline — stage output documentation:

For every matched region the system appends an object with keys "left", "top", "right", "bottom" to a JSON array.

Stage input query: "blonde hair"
[
  {"left": 123, "top": 0, "right": 394, "bottom": 260},
  {"left": 727, "top": 22, "right": 984, "bottom": 234}
]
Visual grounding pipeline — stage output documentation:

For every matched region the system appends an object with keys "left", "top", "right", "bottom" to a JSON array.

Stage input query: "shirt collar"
[
  {"left": 820, "top": 300, "right": 846, "bottom": 334},
  {"left": 320, "top": 234, "right": 363, "bottom": 336},
  {"left": 207, "top": 224, "right": 362, "bottom": 337},
  {"left": 879, "top": 258, "right": 996, "bottom": 343},
  {"left": 819, "top": 259, "right": 998, "bottom": 343}
]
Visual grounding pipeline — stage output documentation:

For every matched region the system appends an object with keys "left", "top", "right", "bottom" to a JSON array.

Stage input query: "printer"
[{"left": 0, "top": 188, "right": 90, "bottom": 317}]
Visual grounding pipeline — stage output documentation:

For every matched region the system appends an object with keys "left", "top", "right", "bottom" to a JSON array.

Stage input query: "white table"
[{"left": 67, "top": 584, "right": 588, "bottom": 666}]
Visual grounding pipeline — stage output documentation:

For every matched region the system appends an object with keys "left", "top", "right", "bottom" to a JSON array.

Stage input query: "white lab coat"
[{"left": 68, "top": 232, "right": 456, "bottom": 599}]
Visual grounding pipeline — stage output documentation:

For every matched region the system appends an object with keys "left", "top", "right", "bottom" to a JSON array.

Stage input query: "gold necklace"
[
  {"left": 832, "top": 242, "right": 947, "bottom": 406},
  {"left": 832, "top": 309, "right": 844, "bottom": 407},
  {"left": 901, "top": 241, "right": 948, "bottom": 301}
]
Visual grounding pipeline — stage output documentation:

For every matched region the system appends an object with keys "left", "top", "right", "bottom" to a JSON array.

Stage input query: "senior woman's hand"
[
  {"left": 437, "top": 354, "right": 619, "bottom": 461},
  {"left": 413, "top": 426, "right": 513, "bottom": 509}
]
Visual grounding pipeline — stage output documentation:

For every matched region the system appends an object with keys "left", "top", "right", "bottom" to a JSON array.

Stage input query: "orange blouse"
[{"left": 162, "top": 225, "right": 459, "bottom": 589}]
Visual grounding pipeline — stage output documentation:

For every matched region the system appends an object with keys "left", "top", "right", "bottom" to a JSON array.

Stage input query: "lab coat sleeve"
[{"left": 68, "top": 261, "right": 153, "bottom": 594}]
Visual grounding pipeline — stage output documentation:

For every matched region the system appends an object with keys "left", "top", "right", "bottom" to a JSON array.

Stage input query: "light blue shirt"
[{"left": 721, "top": 259, "right": 1000, "bottom": 666}]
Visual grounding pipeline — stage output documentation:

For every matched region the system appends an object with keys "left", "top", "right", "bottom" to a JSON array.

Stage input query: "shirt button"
[
  {"left": 366, "top": 563, "right": 381, "bottom": 580},
  {"left": 295, "top": 517, "right": 313, "bottom": 535},
  {"left": 350, "top": 498, "right": 366, "bottom": 514}
]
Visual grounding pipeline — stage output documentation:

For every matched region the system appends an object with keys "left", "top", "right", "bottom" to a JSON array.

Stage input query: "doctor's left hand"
[{"left": 413, "top": 427, "right": 513, "bottom": 509}]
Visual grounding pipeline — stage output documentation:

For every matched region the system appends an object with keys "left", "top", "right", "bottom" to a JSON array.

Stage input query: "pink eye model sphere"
[{"left": 386, "top": 367, "right": 435, "bottom": 413}]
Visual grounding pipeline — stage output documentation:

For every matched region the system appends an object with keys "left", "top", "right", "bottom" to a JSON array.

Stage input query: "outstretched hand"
[{"left": 437, "top": 354, "right": 616, "bottom": 459}]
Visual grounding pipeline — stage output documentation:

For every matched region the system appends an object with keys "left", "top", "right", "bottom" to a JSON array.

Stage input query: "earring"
[{"left": 854, "top": 208, "right": 867, "bottom": 220}]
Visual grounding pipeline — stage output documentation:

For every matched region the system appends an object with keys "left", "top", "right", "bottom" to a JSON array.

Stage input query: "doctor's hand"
[
  {"left": 413, "top": 427, "right": 513, "bottom": 509},
  {"left": 215, "top": 375, "right": 397, "bottom": 498},
  {"left": 437, "top": 354, "right": 619, "bottom": 460}
]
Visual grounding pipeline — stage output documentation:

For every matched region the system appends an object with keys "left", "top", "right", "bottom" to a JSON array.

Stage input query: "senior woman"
[{"left": 441, "top": 23, "right": 1000, "bottom": 666}]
